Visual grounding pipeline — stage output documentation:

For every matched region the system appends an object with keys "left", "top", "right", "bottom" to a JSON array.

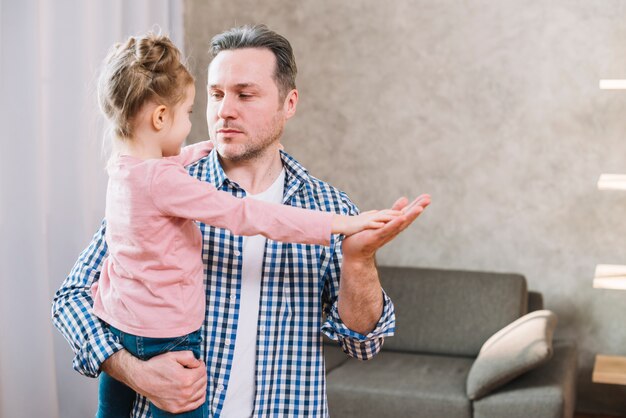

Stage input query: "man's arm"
[
  {"left": 321, "top": 194, "right": 430, "bottom": 359},
  {"left": 51, "top": 220, "right": 124, "bottom": 377},
  {"left": 51, "top": 220, "right": 207, "bottom": 413},
  {"left": 102, "top": 349, "right": 207, "bottom": 413},
  {"left": 338, "top": 195, "right": 431, "bottom": 334},
  {"left": 336, "top": 256, "right": 383, "bottom": 335}
]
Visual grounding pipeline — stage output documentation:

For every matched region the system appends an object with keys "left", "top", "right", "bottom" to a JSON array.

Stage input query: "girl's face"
[{"left": 161, "top": 84, "right": 195, "bottom": 157}]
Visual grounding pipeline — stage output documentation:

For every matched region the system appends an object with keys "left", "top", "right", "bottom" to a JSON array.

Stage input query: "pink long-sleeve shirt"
[{"left": 91, "top": 142, "right": 333, "bottom": 338}]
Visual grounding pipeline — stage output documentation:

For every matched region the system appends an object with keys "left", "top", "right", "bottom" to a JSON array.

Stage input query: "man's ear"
[
  {"left": 283, "top": 89, "right": 298, "bottom": 120},
  {"left": 151, "top": 105, "right": 168, "bottom": 130}
]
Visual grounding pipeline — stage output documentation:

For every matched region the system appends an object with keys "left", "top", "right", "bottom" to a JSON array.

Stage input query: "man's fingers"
[
  {"left": 172, "top": 355, "right": 207, "bottom": 412},
  {"left": 369, "top": 203, "right": 425, "bottom": 244},
  {"left": 187, "top": 398, "right": 206, "bottom": 413},
  {"left": 390, "top": 196, "right": 409, "bottom": 211},
  {"left": 179, "top": 363, "right": 207, "bottom": 412},
  {"left": 379, "top": 209, "right": 402, "bottom": 216},
  {"left": 187, "top": 382, "right": 207, "bottom": 408},
  {"left": 402, "top": 194, "right": 431, "bottom": 214},
  {"left": 183, "top": 362, "right": 207, "bottom": 387},
  {"left": 390, "top": 194, "right": 430, "bottom": 214},
  {"left": 174, "top": 351, "right": 202, "bottom": 369},
  {"left": 191, "top": 376, "right": 207, "bottom": 398},
  {"left": 368, "top": 221, "right": 385, "bottom": 228}
]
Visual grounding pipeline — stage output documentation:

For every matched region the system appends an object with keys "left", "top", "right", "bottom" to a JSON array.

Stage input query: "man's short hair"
[{"left": 210, "top": 24, "right": 297, "bottom": 99}]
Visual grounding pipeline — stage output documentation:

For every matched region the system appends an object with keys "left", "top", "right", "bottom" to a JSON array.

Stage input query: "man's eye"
[
  {"left": 240, "top": 93, "right": 252, "bottom": 99},
  {"left": 210, "top": 92, "right": 223, "bottom": 99}
]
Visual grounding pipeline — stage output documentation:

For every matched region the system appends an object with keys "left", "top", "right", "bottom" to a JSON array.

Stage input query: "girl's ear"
[{"left": 152, "top": 105, "right": 168, "bottom": 130}]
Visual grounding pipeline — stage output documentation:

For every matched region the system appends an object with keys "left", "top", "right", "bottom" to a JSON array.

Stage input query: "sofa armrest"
[{"left": 466, "top": 310, "right": 557, "bottom": 400}]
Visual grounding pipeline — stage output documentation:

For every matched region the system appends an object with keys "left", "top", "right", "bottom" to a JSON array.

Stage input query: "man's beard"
[
  {"left": 225, "top": 131, "right": 280, "bottom": 162},
  {"left": 216, "top": 116, "right": 284, "bottom": 163}
]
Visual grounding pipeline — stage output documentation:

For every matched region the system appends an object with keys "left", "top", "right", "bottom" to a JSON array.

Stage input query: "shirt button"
[
  {"left": 259, "top": 325, "right": 265, "bottom": 332},
  {"left": 234, "top": 250, "right": 241, "bottom": 256},
  {"left": 229, "top": 294, "right": 237, "bottom": 302},
  {"left": 224, "top": 338, "right": 231, "bottom": 346},
  {"left": 217, "top": 384, "right": 224, "bottom": 392}
]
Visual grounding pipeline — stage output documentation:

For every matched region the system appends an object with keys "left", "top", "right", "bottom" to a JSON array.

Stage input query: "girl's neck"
[{"left": 118, "top": 136, "right": 163, "bottom": 160}]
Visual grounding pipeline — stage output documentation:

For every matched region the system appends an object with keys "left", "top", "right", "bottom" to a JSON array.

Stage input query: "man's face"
[{"left": 207, "top": 48, "right": 293, "bottom": 162}]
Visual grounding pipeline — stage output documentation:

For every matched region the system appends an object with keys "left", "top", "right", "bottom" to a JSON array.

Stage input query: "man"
[{"left": 52, "top": 24, "right": 430, "bottom": 417}]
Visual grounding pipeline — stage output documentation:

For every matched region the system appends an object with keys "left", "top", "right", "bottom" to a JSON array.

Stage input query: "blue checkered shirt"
[{"left": 52, "top": 150, "right": 395, "bottom": 417}]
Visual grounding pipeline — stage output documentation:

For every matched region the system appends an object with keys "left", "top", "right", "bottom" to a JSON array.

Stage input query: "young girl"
[{"left": 92, "top": 33, "right": 399, "bottom": 418}]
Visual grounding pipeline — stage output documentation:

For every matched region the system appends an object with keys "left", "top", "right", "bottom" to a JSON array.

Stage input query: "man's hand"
[
  {"left": 102, "top": 349, "right": 207, "bottom": 413},
  {"left": 342, "top": 194, "right": 431, "bottom": 261},
  {"left": 338, "top": 194, "right": 430, "bottom": 335}
]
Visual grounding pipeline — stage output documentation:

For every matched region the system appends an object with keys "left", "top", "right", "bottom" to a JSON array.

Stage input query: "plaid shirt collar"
[{"left": 203, "top": 149, "right": 311, "bottom": 204}]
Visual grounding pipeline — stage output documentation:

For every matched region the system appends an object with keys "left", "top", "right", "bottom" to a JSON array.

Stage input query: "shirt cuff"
[
  {"left": 73, "top": 331, "right": 124, "bottom": 378},
  {"left": 321, "top": 289, "right": 395, "bottom": 359}
]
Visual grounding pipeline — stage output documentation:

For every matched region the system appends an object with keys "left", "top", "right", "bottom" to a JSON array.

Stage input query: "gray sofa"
[{"left": 325, "top": 266, "right": 577, "bottom": 418}]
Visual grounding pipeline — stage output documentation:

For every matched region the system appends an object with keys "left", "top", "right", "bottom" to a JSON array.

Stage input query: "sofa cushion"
[
  {"left": 378, "top": 266, "right": 528, "bottom": 356},
  {"left": 472, "top": 341, "right": 577, "bottom": 418},
  {"left": 466, "top": 310, "right": 557, "bottom": 400},
  {"left": 327, "top": 350, "right": 473, "bottom": 418}
]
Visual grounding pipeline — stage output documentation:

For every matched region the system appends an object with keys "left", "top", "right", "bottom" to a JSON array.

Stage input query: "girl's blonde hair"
[{"left": 97, "top": 32, "right": 194, "bottom": 142}]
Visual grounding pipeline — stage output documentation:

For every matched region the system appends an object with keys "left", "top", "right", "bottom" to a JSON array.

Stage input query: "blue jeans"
[{"left": 96, "top": 326, "right": 206, "bottom": 418}]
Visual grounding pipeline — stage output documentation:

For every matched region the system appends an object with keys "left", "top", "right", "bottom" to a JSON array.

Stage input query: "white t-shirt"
[{"left": 220, "top": 169, "right": 286, "bottom": 418}]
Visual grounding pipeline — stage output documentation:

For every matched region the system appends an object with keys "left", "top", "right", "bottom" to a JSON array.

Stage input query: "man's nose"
[{"left": 217, "top": 95, "right": 237, "bottom": 119}]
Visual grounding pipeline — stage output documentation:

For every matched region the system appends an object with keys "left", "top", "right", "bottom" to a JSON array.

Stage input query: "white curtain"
[{"left": 0, "top": 1, "right": 184, "bottom": 417}]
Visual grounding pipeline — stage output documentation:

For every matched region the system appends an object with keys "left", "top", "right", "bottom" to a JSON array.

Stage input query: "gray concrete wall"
[{"left": 183, "top": 1, "right": 626, "bottom": 414}]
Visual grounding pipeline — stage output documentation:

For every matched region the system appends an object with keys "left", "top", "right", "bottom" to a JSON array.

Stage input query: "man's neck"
[{"left": 221, "top": 149, "right": 284, "bottom": 195}]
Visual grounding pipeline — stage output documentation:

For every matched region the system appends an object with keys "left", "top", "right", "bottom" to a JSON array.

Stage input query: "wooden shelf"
[
  {"left": 597, "top": 174, "right": 626, "bottom": 191},
  {"left": 593, "top": 264, "right": 626, "bottom": 290},
  {"left": 592, "top": 87, "right": 626, "bottom": 388},
  {"left": 593, "top": 354, "right": 626, "bottom": 385}
]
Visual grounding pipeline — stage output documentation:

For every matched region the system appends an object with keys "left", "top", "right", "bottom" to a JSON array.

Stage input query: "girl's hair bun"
[{"left": 97, "top": 32, "right": 193, "bottom": 141}]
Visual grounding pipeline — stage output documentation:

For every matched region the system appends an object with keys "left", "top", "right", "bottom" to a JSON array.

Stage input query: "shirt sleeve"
[
  {"left": 168, "top": 140, "right": 214, "bottom": 166},
  {"left": 51, "top": 220, "right": 123, "bottom": 378},
  {"left": 149, "top": 161, "right": 334, "bottom": 246},
  {"left": 320, "top": 193, "right": 396, "bottom": 360}
]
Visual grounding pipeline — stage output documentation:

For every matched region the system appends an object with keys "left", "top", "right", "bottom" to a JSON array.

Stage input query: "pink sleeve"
[
  {"left": 150, "top": 161, "right": 333, "bottom": 246},
  {"left": 169, "top": 141, "right": 214, "bottom": 166}
]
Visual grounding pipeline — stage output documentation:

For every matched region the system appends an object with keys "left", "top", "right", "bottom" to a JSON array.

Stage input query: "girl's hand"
[{"left": 331, "top": 209, "right": 402, "bottom": 237}]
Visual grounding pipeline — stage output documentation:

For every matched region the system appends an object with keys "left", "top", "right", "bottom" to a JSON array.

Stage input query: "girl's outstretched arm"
[
  {"left": 151, "top": 162, "right": 403, "bottom": 246},
  {"left": 330, "top": 210, "right": 403, "bottom": 237}
]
